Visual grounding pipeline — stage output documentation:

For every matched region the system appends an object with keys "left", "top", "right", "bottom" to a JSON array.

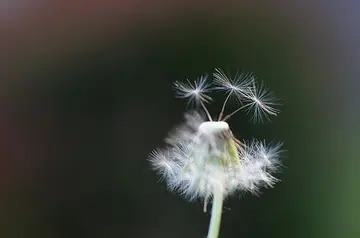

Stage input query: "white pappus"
[{"left": 149, "top": 68, "right": 283, "bottom": 212}]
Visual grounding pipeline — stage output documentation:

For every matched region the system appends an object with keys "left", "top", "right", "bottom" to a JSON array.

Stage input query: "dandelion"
[{"left": 149, "top": 68, "right": 283, "bottom": 238}]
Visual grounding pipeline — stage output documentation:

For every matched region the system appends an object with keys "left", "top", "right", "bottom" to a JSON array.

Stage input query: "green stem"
[{"left": 207, "top": 188, "right": 224, "bottom": 238}]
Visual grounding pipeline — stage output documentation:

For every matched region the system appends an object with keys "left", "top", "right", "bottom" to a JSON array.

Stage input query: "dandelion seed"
[
  {"left": 213, "top": 68, "right": 254, "bottom": 99},
  {"left": 149, "top": 69, "right": 283, "bottom": 238},
  {"left": 242, "top": 81, "right": 280, "bottom": 123},
  {"left": 173, "top": 75, "right": 212, "bottom": 104},
  {"left": 213, "top": 68, "right": 254, "bottom": 120},
  {"left": 173, "top": 75, "right": 213, "bottom": 121}
]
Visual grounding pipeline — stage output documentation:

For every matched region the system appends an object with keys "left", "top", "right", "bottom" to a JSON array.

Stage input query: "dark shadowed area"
[{"left": 1, "top": 1, "right": 360, "bottom": 238}]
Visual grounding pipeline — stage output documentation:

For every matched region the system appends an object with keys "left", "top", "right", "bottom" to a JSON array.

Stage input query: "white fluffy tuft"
[
  {"left": 173, "top": 75, "right": 213, "bottom": 105},
  {"left": 150, "top": 111, "right": 283, "bottom": 201},
  {"left": 242, "top": 81, "right": 280, "bottom": 123},
  {"left": 213, "top": 68, "right": 254, "bottom": 102}
]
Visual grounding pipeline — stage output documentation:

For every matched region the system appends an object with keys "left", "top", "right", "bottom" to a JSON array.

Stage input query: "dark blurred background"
[{"left": 1, "top": 1, "right": 360, "bottom": 238}]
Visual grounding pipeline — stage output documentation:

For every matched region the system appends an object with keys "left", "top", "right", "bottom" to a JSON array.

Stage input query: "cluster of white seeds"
[{"left": 149, "top": 68, "right": 282, "bottom": 207}]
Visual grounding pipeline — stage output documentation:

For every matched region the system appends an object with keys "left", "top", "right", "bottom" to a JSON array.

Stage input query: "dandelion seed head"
[{"left": 150, "top": 69, "right": 283, "bottom": 203}]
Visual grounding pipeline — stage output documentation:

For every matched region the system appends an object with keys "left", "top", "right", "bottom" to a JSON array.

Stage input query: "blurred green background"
[{"left": 1, "top": 1, "right": 360, "bottom": 238}]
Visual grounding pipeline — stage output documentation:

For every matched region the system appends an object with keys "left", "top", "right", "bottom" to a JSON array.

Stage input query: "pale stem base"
[{"left": 207, "top": 188, "right": 224, "bottom": 238}]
